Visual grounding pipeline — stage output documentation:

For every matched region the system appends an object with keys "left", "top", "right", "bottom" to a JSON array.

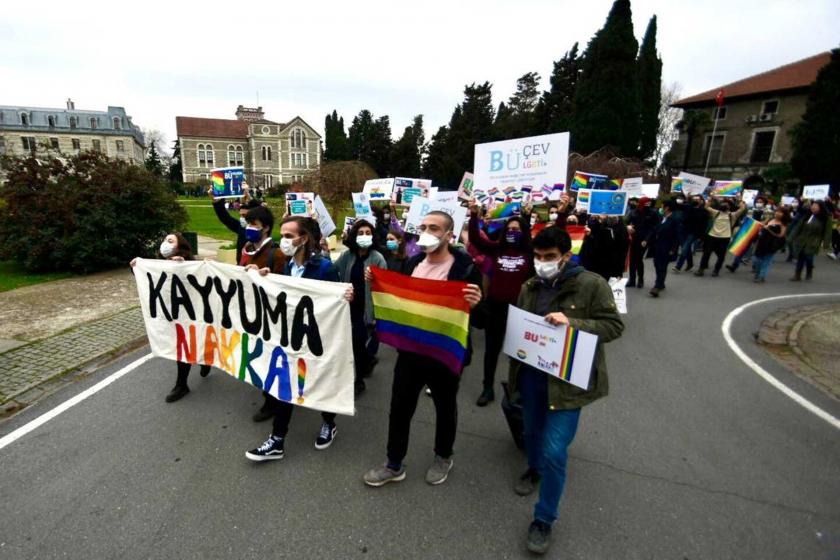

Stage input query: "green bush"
[{"left": 0, "top": 151, "right": 187, "bottom": 273}]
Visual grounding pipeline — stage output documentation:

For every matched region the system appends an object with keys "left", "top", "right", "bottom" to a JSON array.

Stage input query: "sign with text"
[
  {"left": 313, "top": 195, "right": 336, "bottom": 237},
  {"left": 473, "top": 132, "right": 569, "bottom": 195},
  {"left": 210, "top": 167, "right": 246, "bottom": 198},
  {"left": 502, "top": 305, "right": 598, "bottom": 390},
  {"left": 676, "top": 172, "right": 711, "bottom": 196},
  {"left": 608, "top": 277, "right": 628, "bottom": 314},
  {"left": 802, "top": 184, "right": 830, "bottom": 200},
  {"left": 457, "top": 172, "right": 475, "bottom": 201},
  {"left": 392, "top": 177, "right": 432, "bottom": 205},
  {"left": 286, "top": 192, "right": 315, "bottom": 216},
  {"left": 588, "top": 190, "right": 628, "bottom": 216},
  {"left": 363, "top": 178, "right": 395, "bottom": 200},
  {"left": 403, "top": 196, "right": 468, "bottom": 238},
  {"left": 352, "top": 192, "right": 373, "bottom": 218},
  {"left": 618, "top": 177, "right": 643, "bottom": 197}
]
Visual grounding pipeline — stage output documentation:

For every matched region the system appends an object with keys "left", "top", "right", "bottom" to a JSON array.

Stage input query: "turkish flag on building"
[{"left": 715, "top": 89, "right": 725, "bottom": 107}]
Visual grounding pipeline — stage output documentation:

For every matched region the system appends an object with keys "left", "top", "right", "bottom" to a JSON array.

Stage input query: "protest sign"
[
  {"left": 457, "top": 172, "right": 475, "bottom": 201},
  {"left": 618, "top": 177, "right": 643, "bottom": 197},
  {"left": 641, "top": 184, "right": 660, "bottom": 199},
  {"left": 608, "top": 277, "right": 628, "bottom": 314},
  {"left": 588, "top": 190, "right": 628, "bottom": 216},
  {"left": 781, "top": 195, "right": 797, "bottom": 206},
  {"left": 802, "top": 184, "right": 830, "bottom": 200},
  {"left": 210, "top": 167, "right": 246, "bottom": 198},
  {"left": 671, "top": 177, "right": 684, "bottom": 193},
  {"left": 392, "top": 177, "right": 432, "bottom": 205},
  {"left": 133, "top": 259, "right": 355, "bottom": 415},
  {"left": 352, "top": 192, "right": 373, "bottom": 218},
  {"left": 473, "top": 132, "right": 570, "bottom": 194},
  {"left": 363, "top": 178, "right": 395, "bottom": 200},
  {"left": 286, "top": 192, "right": 315, "bottom": 216},
  {"left": 711, "top": 180, "right": 743, "bottom": 197},
  {"left": 575, "top": 189, "right": 591, "bottom": 213},
  {"left": 404, "top": 196, "right": 467, "bottom": 238},
  {"left": 571, "top": 171, "right": 608, "bottom": 192},
  {"left": 677, "top": 172, "right": 711, "bottom": 196},
  {"left": 343, "top": 216, "right": 357, "bottom": 235},
  {"left": 728, "top": 217, "right": 762, "bottom": 257},
  {"left": 434, "top": 190, "right": 459, "bottom": 205},
  {"left": 312, "top": 195, "right": 336, "bottom": 237},
  {"left": 742, "top": 189, "right": 759, "bottom": 208},
  {"left": 502, "top": 305, "right": 598, "bottom": 390}
]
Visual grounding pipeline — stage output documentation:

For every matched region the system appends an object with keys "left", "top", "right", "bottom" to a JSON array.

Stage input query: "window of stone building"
[
  {"left": 750, "top": 131, "right": 776, "bottom": 163},
  {"left": 113, "top": 117, "right": 122, "bottom": 130},
  {"left": 263, "top": 174, "right": 273, "bottom": 188},
  {"left": 713, "top": 106, "right": 727, "bottom": 120},
  {"left": 90, "top": 117, "right": 98, "bottom": 129},
  {"left": 48, "top": 116, "right": 56, "bottom": 128},
  {"left": 261, "top": 145, "right": 272, "bottom": 161},
  {"left": 50, "top": 137, "right": 60, "bottom": 151},
  {"left": 72, "top": 138, "right": 81, "bottom": 150},
  {"left": 291, "top": 129, "right": 307, "bottom": 149},
  {"left": 92, "top": 139, "right": 102, "bottom": 152},
  {"left": 198, "top": 144, "right": 215, "bottom": 166},
  {"left": 20, "top": 113, "right": 29, "bottom": 126},
  {"left": 69, "top": 116, "right": 77, "bottom": 129},
  {"left": 21, "top": 137, "right": 36, "bottom": 151},
  {"left": 761, "top": 100, "right": 779, "bottom": 115},
  {"left": 702, "top": 133, "right": 725, "bottom": 164},
  {"left": 228, "top": 144, "right": 244, "bottom": 166},
  {"left": 116, "top": 140, "right": 124, "bottom": 152}
]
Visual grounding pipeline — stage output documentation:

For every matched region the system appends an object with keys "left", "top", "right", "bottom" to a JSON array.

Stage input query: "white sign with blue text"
[{"left": 473, "top": 132, "right": 570, "bottom": 194}]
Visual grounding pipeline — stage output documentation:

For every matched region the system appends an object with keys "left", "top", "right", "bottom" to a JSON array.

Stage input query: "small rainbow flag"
[
  {"left": 671, "top": 178, "right": 684, "bottom": 193},
  {"left": 609, "top": 178, "right": 623, "bottom": 190},
  {"left": 571, "top": 171, "right": 607, "bottom": 192},
  {"left": 713, "top": 180, "right": 743, "bottom": 197},
  {"left": 558, "top": 326, "right": 579, "bottom": 382},
  {"left": 567, "top": 225, "right": 586, "bottom": 255},
  {"left": 576, "top": 190, "right": 590, "bottom": 208},
  {"left": 370, "top": 268, "right": 471, "bottom": 375},
  {"left": 488, "top": 201, "right": 521, "bottom": 220},
  {"left": 211, "top": 170, "right": 226, "bottom": 194},
  {"left": 571, "top": 172, "right": 588, "bottom": 192},
  {"left": 728, "top": 217, "right": 762, "bottom": 257}
]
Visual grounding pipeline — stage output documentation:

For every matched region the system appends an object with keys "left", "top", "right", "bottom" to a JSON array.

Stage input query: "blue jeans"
[
  {"left": 753, "top": 253, "right": 774, "bottom": 279},
  {"left": 675, "top": 233, "right": 697, "bottom": 270},
  {"left": 520, "top": 367, "right": 581, "bottom": 525}
]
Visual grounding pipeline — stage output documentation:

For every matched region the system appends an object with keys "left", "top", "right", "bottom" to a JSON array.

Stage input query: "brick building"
[
  {"left": 0, "top": 99, "right": 145, "bottom": 163},
  {"left": 176, "top": 105, "right": 321, "bottom": 187},
  {"left": 670, "top": 52, "right": 831, "bottom": 181}
]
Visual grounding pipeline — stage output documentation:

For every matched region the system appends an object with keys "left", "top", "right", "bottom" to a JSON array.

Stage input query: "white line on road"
[
  {"left": 721, "top": 293, "right": 840, "bottom": 430},
  {"left": 0, "top": 353, "right": 154, "bottom": 452}
]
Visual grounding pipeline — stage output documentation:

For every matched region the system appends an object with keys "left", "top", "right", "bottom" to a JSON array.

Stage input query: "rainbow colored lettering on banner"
[
  {"left": 728, "top": 217, "right": 762, "bottom": 257},
  {"left": 712, "top": 180, "right": 743, "bottom": 197},
  {"left": 558, "top": 326, "right": 579, "bottom": 382},
  {"left": 370, "top": 267, "right": 470, "bottom": 375}
]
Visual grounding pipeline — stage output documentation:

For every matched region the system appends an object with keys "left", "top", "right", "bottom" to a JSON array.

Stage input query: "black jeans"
[
  {"left": 387, "top": 352, "right": 461, "bottom": 464},
  {"left": 482, "top": 300, "right": 509, "bottom": 390},
  {"left": 175, "top": 362, "right": 210, "bottom": 387},
  {"left": 272, "top": 399, "right": 336, "bottom": 438},
  {"left": 699, "top": 236, "right": 729, "bottom": 273},
  {"left": 628, "top": 242, "right": 645, "bottom": 285}
]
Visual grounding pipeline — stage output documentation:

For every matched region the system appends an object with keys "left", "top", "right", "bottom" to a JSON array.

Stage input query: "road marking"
[
  {"left": 0, "top": 353, "right": 154, "bottom": 451},
  {"left": 721, "top": 293, "right": 840, "bottom": 430}
]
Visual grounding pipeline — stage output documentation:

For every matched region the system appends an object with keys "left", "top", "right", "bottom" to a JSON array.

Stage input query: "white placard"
[
  {"left": 608, "top": 277, "right": 628, "bottom": 314},
  {"left": 781, "top": 195, "right": 797, "bottom": 206},
  {"left": 363, "top": 178, "right": 395, "bottom": 200},
  {"left": 352, "top": 192, "right": 373, "bottom": 218},
  {"left": 473, "top": 132, "right": 570, "bottom": 193},
  {"left": 286, "top": 192, "right": 316, "bottom": 216},
  {"left": 742, "top": 189, "right": 759, "bottom": 208},
  {"left": 313, "top": 195, "right": 336, "bottom": 237},
  {"left": 641, "top": 184, "right": 660, "bottom": 199},
  {"left": 502, "top": 305, "right": 598, "bottom": 390},
  {"left": 619, "top": 177, "right": 643, "bottom": 197},
  {"left": 802, "top": 184, "right": 830, "bottom": 200},
  {"left": 575, "top": 189, "right": 590, "bottom": 213},
  {"left": 678, "top": 172, "right": 711, "bottom": 196},
  {"left": 433, "top": 190, "right": 459, "bottom": 205},
  {"left": 403, "top": 196, "right": 468, "bottom": 239}
]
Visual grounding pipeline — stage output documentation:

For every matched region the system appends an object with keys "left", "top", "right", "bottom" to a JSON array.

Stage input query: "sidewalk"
[{"left": 757, "top": 303, "right": 840, "bottom": 401}]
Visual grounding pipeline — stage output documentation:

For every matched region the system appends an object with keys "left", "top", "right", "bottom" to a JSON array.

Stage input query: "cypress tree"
[
  {"left": 637, "top": 16, "right": 662, "bottom": 160},
  {"left": 535, "top": 43, "right": 581, "bottom": 135},
  {"left": 572, "top": 0, "right": 640, "bottom": 156}
]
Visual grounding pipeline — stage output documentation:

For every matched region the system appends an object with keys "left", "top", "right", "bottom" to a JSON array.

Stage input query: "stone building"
[
  {"left": 0, "top": 99, "right": 145, "bottom": 163},
  {"left": 176, "top": 105, "right": 321, "bottom": 187},
  {"left": 670, "top": 52, "right": 831, "bottom": 181}
]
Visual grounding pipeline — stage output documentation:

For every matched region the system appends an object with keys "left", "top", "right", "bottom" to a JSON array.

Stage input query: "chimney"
[
  {"left": 235, "top": 105, "right": 265, "bottom": 122},
  {"left": 66, "top": 98, "right": 75, "bottom": 110}
]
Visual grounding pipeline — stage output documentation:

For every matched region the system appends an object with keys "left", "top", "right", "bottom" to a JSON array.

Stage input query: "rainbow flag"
[
  {"left": 608, "top": 178, "right": 623, "bottom": 190},
  {"left": 211, "top": 170, "right": 226, "bottom": 194},
  {"left": 671, "top": 178, "right": 684, "bottom": 193},
  {"left": 370, "top": 267, "right": 471, "bottom": 375},
  {"left": 571, "top": 171, "right": 607, "bottom": 192},
  {"left": 712, "top": 180, "right": 743, "bottom": 197},
  {"left": 558, "top": 326, "right": 580, "bottom": 383},
  {"left": 567, "top": 225, "right": 586, "bottom": 255},
  {"left": 728, "top": 217, "right": 762, "bottom": 257},
  {"left": 488, "top": 201, "right": 521, "bottom": 220}
]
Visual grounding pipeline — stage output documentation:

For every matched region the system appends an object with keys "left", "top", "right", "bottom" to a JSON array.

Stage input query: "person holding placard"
[
  {"left": 694, "top": 198, "right": 746, "bottom": 277},
  {"left": 506, "top": 226, "right": 623, "bottom": 555},
  {"left": 208, "top": 185, "right": 261, "bottom": 263}
]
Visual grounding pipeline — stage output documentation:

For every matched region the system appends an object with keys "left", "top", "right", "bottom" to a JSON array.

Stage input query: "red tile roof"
[
  {"left": 674, "top": 51, "right": 831, "bottom": 107},
  {"left": 175, "top": 116, "right": 248, "bottom": 139}
]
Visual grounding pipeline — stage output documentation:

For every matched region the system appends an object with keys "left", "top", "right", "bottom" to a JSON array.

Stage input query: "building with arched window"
[
  {"left": 0, "top": 100, "right": 145, "bottom": 164},
  {"left": 176, "top": 105, "right": 321, "bottom": 187}
]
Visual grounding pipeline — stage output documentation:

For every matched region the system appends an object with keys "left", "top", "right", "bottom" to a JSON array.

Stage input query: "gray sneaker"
[
  {"left": 363, "top": 464, "right": 406, "bottom": 487},
  {"left": 425, "top": 455, "right": 453, "bottom": 485}
]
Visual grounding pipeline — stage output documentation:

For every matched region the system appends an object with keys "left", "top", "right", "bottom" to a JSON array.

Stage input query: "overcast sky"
[{"left": 3, "top": 0, "right": 838, "bottom": 151}]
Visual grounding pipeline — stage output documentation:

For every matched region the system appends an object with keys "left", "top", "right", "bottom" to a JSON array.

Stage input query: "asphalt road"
[{"left": 1, "top": 255, "right": 839, "bottom": 560}]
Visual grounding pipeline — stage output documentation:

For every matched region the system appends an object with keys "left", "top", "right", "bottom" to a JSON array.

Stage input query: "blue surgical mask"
[
  {"left": 386, "top": 240, "right": 399, "bottom": 251},
  {"left": 245, "top": 226, "right": 262, "bottom": 243}
]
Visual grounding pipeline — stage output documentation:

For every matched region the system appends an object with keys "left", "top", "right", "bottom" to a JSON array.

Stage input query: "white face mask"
[
  {"left": 239, "top": 217, "right": 248, "bottom": 229},
  {"left": 280, "top": 237, "right": 300, "bottom": 257},
  {"left": 755, "top": 203, "right": 765, "bottom": 210},
  {"left": 417, "top": 232, "right": 442, "bottom": 253},
  {"left": 549, "top": 213, "right": 558, "bottom": 221},
  {"left": 534, "top": 258, "right": 564, "bottom": 280},
  {"left": 160, "top": 240, "right": 176, "bottom": 258},
  {"left": 356, "top": 234, "right": 373, "bottom": 249}
]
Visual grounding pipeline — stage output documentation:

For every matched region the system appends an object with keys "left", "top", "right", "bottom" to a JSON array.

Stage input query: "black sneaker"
[
  {"left": 354, "top": 380, "right": 366, "bottom": 397},
  {"left": 526, "top": 520, "right": 552, "bottom": 555},
  {"left": 725, "top": 264, "right": 736, "bottom": 273},
  {"left": 476, "top": 387, "right": 495, "bottom": 407},
  {"left": 246, "top": 435, "right": 285, "bottom": 462},
  {"left": 514, "top": 468, "right": 541, "bottom": 496},
  {"left": 199, "top": 365, "right": 211, "bottom": 377},
  {"left": 315, "top": 422, "right": 337, "bottom": 450},
  {"left": 165, "top": 385, "right": 189, "bottom": 403}
]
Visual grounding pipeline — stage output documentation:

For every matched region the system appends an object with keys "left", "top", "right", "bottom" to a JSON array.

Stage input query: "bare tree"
[{"left": 653, "top": 82, "right": 682, "bottom": 174}]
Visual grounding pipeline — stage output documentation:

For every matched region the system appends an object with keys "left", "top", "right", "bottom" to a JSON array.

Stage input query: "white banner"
[
  {"left": 677, "top": 172, "right": 711, "bottom": 196},
  {"left": 473, "top": 132, "right": 570, "bottom": 193},
  {"left": 608, "top": 277, "right": 628, "bottom": 314},
  {"left": 641, "top": 184, "right": 660, "bottom": 199},
  {"left": 433, "top": 190, "right": 459, "bottom": 205},
  {"left": 502, "top": 305, "right": 598, "bottom": 390},
  {"left": 403, "top": 196, "right": 468, "bottom": 238},
  {"left": 619, "top": 177, "right": 643, "bottom": 197},
  {"left": 802, "top": 184, "right": 829, "bottom": 200},
  {"left": 313, "top": 195, "right": 336, "bottom": 237},
  {"left": 352, "top": 192, "right": 373, "bottom": 218},
  {"left": 133, "top": 259, "right": 355, "bottom": 415}
]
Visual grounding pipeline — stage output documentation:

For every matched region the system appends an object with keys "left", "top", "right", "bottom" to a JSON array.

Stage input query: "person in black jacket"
[
  {"left": 626, "top": 197, "right": 661, "bottom": 288},
  {"left": 363, "top": 211, "right": 484, "bottom": 488},
  {"left": 208, "top": 186, "right": 261, "bottom": 263},
  {"left": 673, "top": 195, "right": 707, "bottom": 273},
  {"left": 645, "top": 200, "right": 681, "bottom": 297}
]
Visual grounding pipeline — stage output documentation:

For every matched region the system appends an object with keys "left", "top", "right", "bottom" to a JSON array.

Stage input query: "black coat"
[
  {"left": 628, "top": 209, "right": 661, "bottom": 246},
  {"left": 646, "top": 215, "right": 681, "bottom": 261}
]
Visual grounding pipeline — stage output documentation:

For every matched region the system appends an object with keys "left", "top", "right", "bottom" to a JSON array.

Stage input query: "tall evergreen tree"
[
  {"left": 791, "top": 48, "right": 840, "bottom": 190},
  {"left": 637, "top": 16, "right": 662, "bottom": 160},
  {"left": 168, "top": 139, "right": 182, "bottom": 184},
  {"left": 423, "top": 125, "right": 462, "bottom": 187},
  {"left": 572, "top": 0, "right": 641, "bottom": 156},
  {"left": 441, "top": 82, "right": 496, "bottom": 185},
  {"left": 493, "top": 101, "right": 513, "bottom": 140},
  {"left": 390, "top": 115, "right": 425, "bottom": 177},
  {"left": 145, "top": 141, "right": 163, "bottom": 176},
  {"left": 348, "top": 110, "right": 375, "bottom": 163},
  {"left": 368, "top": 115, "right": 393, "bottom": 177},
  {"left": 535, "top": 43, "right": 581, "bottom": 135},
  {"left": 494, "top": 72, "right": 542, "bottom": 140},
  {"left": 323, "top": 110, "right": 350, "bottom": 161}
]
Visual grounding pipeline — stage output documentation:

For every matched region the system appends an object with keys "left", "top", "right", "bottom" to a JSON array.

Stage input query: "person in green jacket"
[
  {"left": 508, "top": 226, "right": 624, "bottom": 555},
  {"left": 789, "top": 200, "right": 833, "bottom": 281}
]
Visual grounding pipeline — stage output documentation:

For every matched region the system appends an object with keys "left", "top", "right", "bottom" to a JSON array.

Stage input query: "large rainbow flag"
[
  {"left": 567, "top": 225, "right": 586, "bottom": 255},
  {"left": 728, "top": 217, "right": 762, "bottom": 257},
  {"left": 712, "top": 180, "right": 743, "bottom": 197},
  {"left": 370, "top": 267, "right": 470, "bottom": 375}
]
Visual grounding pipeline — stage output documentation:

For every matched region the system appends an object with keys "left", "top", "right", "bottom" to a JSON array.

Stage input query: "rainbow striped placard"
[
  {"left": 712, "top": 180, "right": 743, "bottom": 197},
  {"left": 728, "top": 217, "right": 762, "bottom": 257},
  {"left": 370, "top": 267, "right": 471, "bottom": 375},
  {"left": 571, "top": 171, "right": 608, "bottom": 192}
]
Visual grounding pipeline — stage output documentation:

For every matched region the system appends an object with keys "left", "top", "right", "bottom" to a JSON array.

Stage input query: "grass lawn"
[{"left": 0, "top": 261, "right": 73, "bottom": 293}]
